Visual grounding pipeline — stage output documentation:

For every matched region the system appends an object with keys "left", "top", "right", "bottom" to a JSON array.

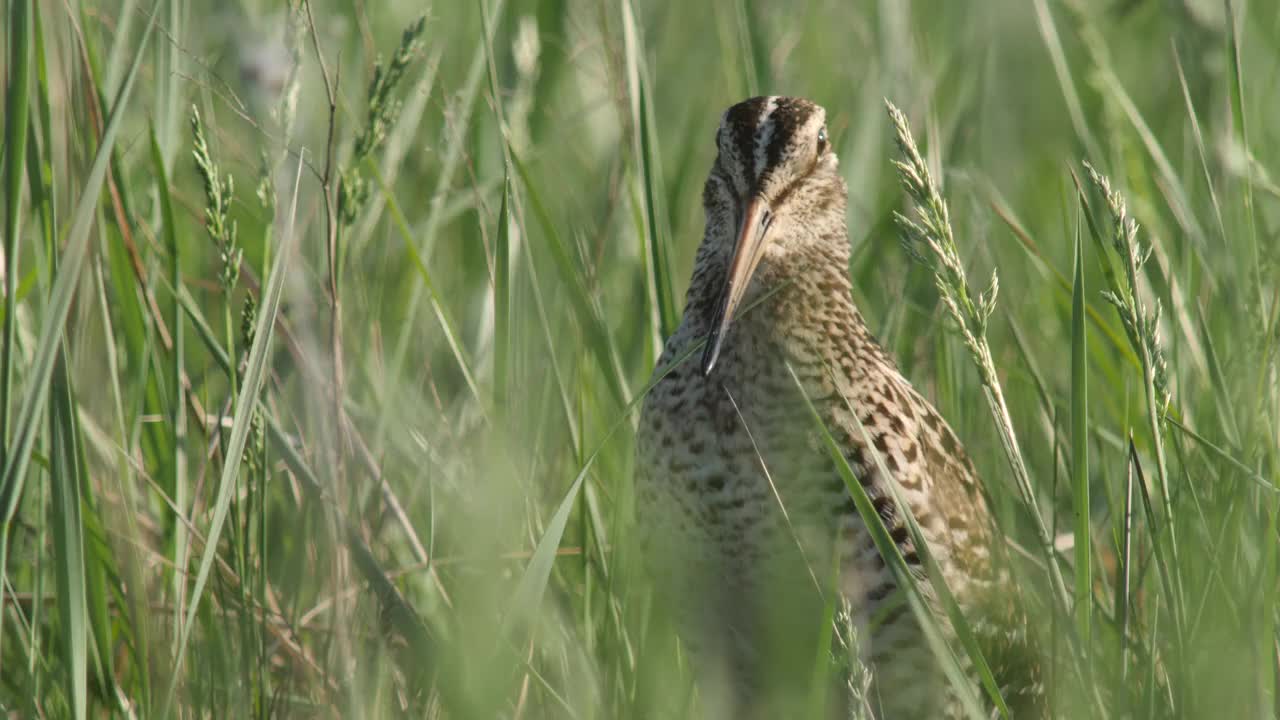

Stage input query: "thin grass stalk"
[
  {"left": 16, "top": 2, "right": 53, "bottom": 701},
  {"left": 1128, "top": 436, "right": 1184, "bottom": 710},
  {"left": 509, "top": 148, "right": 631, "bottom": 407},
  {"left": 371, "top": 165, "right": 486, "bottom": 414},
  {"left": 1118, "top": 435, "right": 1135, "bottom": 683},
  {"left": 333, "top": 17, "right": 428, "bottom": 479},
  {"left": 1226, "top": 0, "right": 1280, "bottom": 479},
  {"left": 1030, "top": 0, "right": 1101, "bottom": 161},
  {"left": 477, "top": 0, "right": 515, "bottom": 414},
  {"left": 148, "top": 128, "right": 188, "bottom": 667},
  {"left": 731, "top": 0, "right": 761, "bottom": 96},
  {"left": 2, "top": 0, "right": 33, "bottom": 467}
]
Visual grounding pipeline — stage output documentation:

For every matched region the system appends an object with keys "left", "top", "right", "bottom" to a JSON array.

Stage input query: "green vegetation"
[{"left": 1, "top": 0, "right": 1277, "bottom": 717}]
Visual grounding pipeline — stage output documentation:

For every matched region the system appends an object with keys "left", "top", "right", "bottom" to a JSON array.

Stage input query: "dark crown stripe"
[
  {"left": 764, "top": 98, "right": 814, "bottom": 174},
  {"left": 723, "top": 96, "right": 818, "bottom": 193},
  {"left": 726, "top": 96, "right": 770, "bottom": 189}
]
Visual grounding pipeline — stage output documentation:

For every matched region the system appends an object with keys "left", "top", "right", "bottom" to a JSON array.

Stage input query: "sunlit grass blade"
[
  {"left": 1194, "top": 303, "right": 1240, "bottom": 448},
  {"left": 1115, "top": 436, "right": 1135, "bottom": 692},
  {"left": 1171, "top": 47, "right": 1227, "bottom": 248},
  {"left": 730, "top": 0, "right": 761, "bottom": 96},
  {"left": 804, "top": 569, "right": 841, "bottom": 720}
]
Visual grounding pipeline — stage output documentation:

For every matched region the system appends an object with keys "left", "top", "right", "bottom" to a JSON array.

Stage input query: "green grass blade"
[
  {"left": 622, "top": 0, "right": 677, "bottom": 343},
  {"left": 2, "top": 0, "right": 33, "bottom": 460},
  {"left": 1116, "top": 436, "right": 1135, "bottom": 689},
  {"left": 147, "top": 126, "right": 188, "bottom": 664},
  {"left": 731, "top": 0, "right": 761, "bottom": 96},
  {"left": 1070, "top": 216, "right": 1091, "bottom": 666},
  {"left": 1224, "top": 0, "right": 1261, "bottom": 307},
  {"left": 49, "top": 357, "right": 87, "bottom": 719},
  {"left": 493, "top": 170, "right": 512, "bottom": 410},
  {"left": 0, "top": 0, "right": 157, "bottom": 542},
  {"left": 501, "top": 458, "right": 590, "bottom": 636},
  {"left": 502, "top": 338, "right": 699, "bottom": 637}
]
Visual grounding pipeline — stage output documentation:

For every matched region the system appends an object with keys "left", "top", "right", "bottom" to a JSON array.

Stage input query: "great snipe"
[{"left": 636, "top": 96, "right": 1034, "bottom": 718}]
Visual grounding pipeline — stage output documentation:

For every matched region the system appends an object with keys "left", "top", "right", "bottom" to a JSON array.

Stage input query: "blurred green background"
[{"left": 1, "top": 0, "right": 1277, "bottom": 716}]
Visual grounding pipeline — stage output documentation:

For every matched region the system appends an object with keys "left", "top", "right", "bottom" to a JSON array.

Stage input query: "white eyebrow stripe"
[{"left": 753, "top": 96, "right": 779, "bottom": 181}]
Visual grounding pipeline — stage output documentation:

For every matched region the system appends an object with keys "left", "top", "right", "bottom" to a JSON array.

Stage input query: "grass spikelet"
[
  {"left": 885, "top": 99, "right": 1070, "bottom": 611},
  {"left": 190, "top": 106, "right": 241, "bottom": 293},
  {"left": 339, "top": 15, "right": 427, "bottom": 227}
]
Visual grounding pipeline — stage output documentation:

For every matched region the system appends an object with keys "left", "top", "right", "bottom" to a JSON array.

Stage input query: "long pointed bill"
[{"left": 702, "top": 196, "right": 774, "bottom": 375}]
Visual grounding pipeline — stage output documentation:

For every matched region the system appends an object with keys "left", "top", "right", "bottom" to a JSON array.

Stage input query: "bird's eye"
[{"left": 816, "top": 128, "right": 828, "bottom": 154}]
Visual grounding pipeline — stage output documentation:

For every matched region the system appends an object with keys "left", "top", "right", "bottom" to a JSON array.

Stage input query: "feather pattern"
[{"left": 636, "top": 97, "right": 1039, "bottom": 718}]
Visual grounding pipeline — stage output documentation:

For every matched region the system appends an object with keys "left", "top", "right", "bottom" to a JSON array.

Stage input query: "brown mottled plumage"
[{"left": 636, "top": 97, "right": 1033, "bottom": 718}]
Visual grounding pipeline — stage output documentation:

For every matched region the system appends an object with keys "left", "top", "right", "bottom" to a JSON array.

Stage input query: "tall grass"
[{"left": 1, "top": 1, "right": 1277, "bottom": 717}]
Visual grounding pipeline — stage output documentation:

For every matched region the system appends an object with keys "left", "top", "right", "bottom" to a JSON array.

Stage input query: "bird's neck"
[{"left": 685, "top": 232, "right": 861, "bottom": 338}]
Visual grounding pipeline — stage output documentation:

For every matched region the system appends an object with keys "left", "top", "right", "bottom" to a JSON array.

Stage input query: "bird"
[{"left": 635, "top": 96, "right": 1035, "bottom": 718}]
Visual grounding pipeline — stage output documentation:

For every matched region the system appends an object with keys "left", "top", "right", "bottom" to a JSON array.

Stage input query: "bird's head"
[{"left": 700, "top": 96, "right": 847, "bottom": 374}]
